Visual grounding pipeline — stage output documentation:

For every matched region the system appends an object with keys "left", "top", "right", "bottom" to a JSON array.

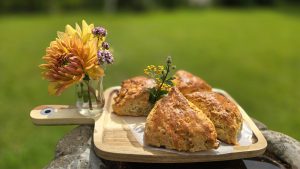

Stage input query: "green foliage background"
[{"left": 0, "top": 9, "right": 299, "bottom": 168}]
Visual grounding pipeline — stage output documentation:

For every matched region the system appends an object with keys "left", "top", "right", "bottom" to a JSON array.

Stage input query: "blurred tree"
[
  {"left": 286, "top": 0, "right": 300, "bottom": 4},
  {"left": 213, "top": 0, "right": 295, "bottom": 6},
  {"left": 214, "top": 0, "right": 255, "bottom": 6},
  {"left": 188, "top": 0, "right": 213, "bottom": 7},
  {"left": 156, "top": 0, "right": 189, "bottom": 9},
  {"left": 0, "top": 0, "right": 299, "bottom": 13},
  {"left": 117, "top": 0, "right": 157, "bottom": 12},
  {"left": 0, "top": 0, "right": 47, "bottom": 13},
  {"left": 103, "top": 0, "right": 117, "bottom": 12}
]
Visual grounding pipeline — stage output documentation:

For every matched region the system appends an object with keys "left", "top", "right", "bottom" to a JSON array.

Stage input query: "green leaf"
[
  {"left": 149, "top": 94, "right": 156, "bottom": 104},
  {"left": 160, "top": 75, "right": 165, "bottom": 81},
  {"left": 158, "top": 90, "right": 168, "bottom": 95},
  {"left": 168, "top": 76, "right": 176, "bottom": 80},
  {"left": 148, "top": 87, "right": 157, "bottom": 104},
  {"left": 83, "top": 74, "right": 90, "bottom": 81},
  {"left": 165, "top": 79, "right": 174, "bottom": 86}
]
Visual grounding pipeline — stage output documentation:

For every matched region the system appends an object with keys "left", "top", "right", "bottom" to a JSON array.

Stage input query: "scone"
[
  {"left": 173, "top": 70, "right": 212, "bottom": 95},
  {"left": 144, "top": 87, "right": 219, "bottom": 152},
  {"left": 113, "top": 76, "right": 155, "bottom": 116},
  {"left": 185, "top": 91, "right": 242, "bottom": 145}
]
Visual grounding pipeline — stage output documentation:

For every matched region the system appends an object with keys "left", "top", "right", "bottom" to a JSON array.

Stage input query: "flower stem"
[
  {"left": 154, "top": 64, "right": 170, "bottom": 102},
  {"left": 80, "top": 82, "right": 84, "bottom": 98},
  {"left": 86, "top": 80, "right": 93, "bottom": 110},
  {"left": 97, "top": 37, "right": 100, "bottom": 47},
  {"left": 86, "top": 84, "right": 100, "bottom": 102}
]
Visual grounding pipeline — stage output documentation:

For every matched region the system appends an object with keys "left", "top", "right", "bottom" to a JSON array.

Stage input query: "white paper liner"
[{"left": 122, "top": 116, "right": 253, "bottom": 155}]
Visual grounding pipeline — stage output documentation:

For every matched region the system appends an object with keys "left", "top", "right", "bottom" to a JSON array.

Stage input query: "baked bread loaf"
[
  {"left": 144, "top": 87, "right": 219, "bottom": 152},
  {"left": 173, "top": 70, "right": 212, "bottom": 95},
  {"left": 185, "top": 91, "right": 242, "bottom": 145},
  {"left": 113, "top": 76, "right": 155, "bottom": 116}
]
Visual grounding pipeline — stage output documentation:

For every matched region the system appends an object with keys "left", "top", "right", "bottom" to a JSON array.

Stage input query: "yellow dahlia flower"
[{"left": 40, "top": 20, "right": 105, "bottom": 96}]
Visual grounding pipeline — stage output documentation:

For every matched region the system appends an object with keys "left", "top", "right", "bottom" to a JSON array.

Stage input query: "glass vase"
[{"left": 76, "top": 77, "right": 105, "bottom": 117}]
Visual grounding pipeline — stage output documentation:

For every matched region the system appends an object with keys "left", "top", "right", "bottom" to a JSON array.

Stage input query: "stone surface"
[
  {"left": 262, "top": 130, "right": 300, "bottom": 169},
  {"left": 252, "top": 118, "right": 300, "bottom": 169},
  {"left": 45, "top": 125, "right": 105, "bottom": 169},
  {"left": 45, "top": 120, "right": 300, "bottom": 169}
]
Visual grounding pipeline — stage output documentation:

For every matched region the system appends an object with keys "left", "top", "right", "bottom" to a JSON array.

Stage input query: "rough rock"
[
  {"left": 44, "top": 125, "right": 105, "bottom": 169},
  {"left": 45, "top": 120, "right": 300, "bottom": 169},
  {"left": 262, "top": 130, "right": 300, "bottom": 169}
]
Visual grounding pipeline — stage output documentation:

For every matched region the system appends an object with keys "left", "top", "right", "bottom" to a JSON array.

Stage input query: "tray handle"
[
  {"left": 30, "top": 105, "right": 96, "bottom": 125},
  {"left": 30, "top": 87, "right": 120, "bottom": 125}
]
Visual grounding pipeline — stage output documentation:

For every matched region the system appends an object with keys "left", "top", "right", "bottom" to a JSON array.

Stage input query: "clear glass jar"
[{"left": 76, "top": 77, "right": 105, "bottom": 117}]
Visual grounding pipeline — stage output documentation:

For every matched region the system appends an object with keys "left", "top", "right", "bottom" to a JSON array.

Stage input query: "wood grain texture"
[
  {"left": 30, "top": 105, "right": 96, "bottom": 125},
  {"left": 30, "top": 87, "right": 267, "bottom": 163},
  {"left": 94, "top": 87, "right": 267, "bottom": 163}
]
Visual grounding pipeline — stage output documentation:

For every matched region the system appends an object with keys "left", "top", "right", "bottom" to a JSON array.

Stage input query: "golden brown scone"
[
  {"left": 173, "top": 70, "right": 212, "bottom": 95},
  {"left": 113, "top": 76, "right": 155, "bottom": 116},
  {"left": 144, "top": 87, "right": 219, "bottom": 152},
  {"left": 185, "top": 91, "right": 242, "bottom": 145}
]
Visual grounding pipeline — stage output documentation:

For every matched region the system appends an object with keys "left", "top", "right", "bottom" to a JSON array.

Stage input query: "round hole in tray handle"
[{"left": 40, "top": 107, "right": 54, "bottom": 115}]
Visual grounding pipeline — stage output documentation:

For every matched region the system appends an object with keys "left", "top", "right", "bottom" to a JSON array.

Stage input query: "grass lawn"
[{"left": 0, "top": 9, "right": 299, "bottom": 168}]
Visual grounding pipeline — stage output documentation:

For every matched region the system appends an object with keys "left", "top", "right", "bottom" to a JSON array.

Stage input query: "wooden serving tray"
[{"left": 30, "top": 87, "right": 267, "bottom": 163}]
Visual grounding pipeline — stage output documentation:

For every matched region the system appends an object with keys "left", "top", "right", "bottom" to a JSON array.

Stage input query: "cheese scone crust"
[
  {"left": 173, "top": 70, "right": 212, "bottom": 95},
  {"left": 113, "top": 76, "right": 155, "bottom": 116},
  {"left": 145, "top": 87, "right": 219, "bottom": 152},
  {"left": 185, "top": 91, "right": 242, "bottom": 145}
]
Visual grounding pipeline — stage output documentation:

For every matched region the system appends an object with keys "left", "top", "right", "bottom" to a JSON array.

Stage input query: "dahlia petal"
[
  {"left": 48, "top": 82, "right": 59, "bottom": 95},
  {"left": 70, "top": 56, "right": 85, "bottom": 66},
  {"left": 39, "top": 64, "right": 50, "bottom": 69},
  {"left": 57, "top": 31, "right": 66, "bottom": 39},
  {"left": 41, "top": 20, "right": 105, "bottom": 96},
  {"left": 85, "top": 63, "right": 95, "bottom": 70},
  {"left": 69, "top": 61, "right": 81, "bottom": 68},
  {"left": 81, "top": 20, "right": 93, "bottom": 44},
  {"left": 55, "top": 84, "right": 68, "bottom": 96},
  {"left": 57, "top": 79, "right": 79, "bottom": 96},
  {"left": 64, "top": 65, "right": 82, "bottom": 75},
  {"left": 89, "top": 24, "right": 94, "bottom": 32},
  {"left": 63, "top": 72, "right": 75, "bottom": 78},
  {"left": 75, "top": 23, "right": 82, "bottom": 37},
  {"left": 65, "top": 25, "right": 76, "bottom": 36},
  {"left": 57, "top": 70, "right": 67, "bottom": 76},
  {"left": 52, "top": 73, "right": 70, "bottom": 81},
  {"left": 87, "top": 66, "right": 104, "bottom": 80},
  {"left": 82, "top": 20, "right": 89, "bottom": 34}
]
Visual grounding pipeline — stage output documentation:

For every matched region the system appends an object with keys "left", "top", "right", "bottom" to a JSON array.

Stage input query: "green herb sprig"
[{"left": 144, "top": 56, "right": 176, "bottom": 104}]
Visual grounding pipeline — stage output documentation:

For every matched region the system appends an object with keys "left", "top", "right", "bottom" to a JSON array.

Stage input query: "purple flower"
[
  {"left": 102, "top": 42, "right": 110, "bottom": 49},
  {"left": 97, "top": 50, "right": 114, "bottom": 64},
  {"left": 92, "top": 27, "right": 107, "bottom": 37}
]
